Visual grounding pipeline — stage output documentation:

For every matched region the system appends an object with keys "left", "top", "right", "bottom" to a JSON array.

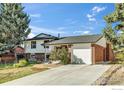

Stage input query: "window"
[
  {"left": 44, "top": 40, "right": 49, "bottom": 48},
  {"left": 31, "top": 41, "right": 36, "bottom": 49},
  {"left": 44, "top": 40, "right": 49, "bottom": 43}
]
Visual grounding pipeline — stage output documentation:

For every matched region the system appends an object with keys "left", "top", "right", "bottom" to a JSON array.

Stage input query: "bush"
[
  {"left": 59, "top": 47, "right": 69, "bottom": 65},
  {"left": 115, "top": 52, "right": 124, "bottom": 61},
  {"left": 49, "top": 48, "right": 59, "bottom": 61},
  {"left": 49, "top": 47, "right": 69, "bottom": 65},
  {"left": 13, "top": 59, "right": 29, "bottom": 68},
  {"left": 13, "top": 63, "right": 20, "bottom": 68}
]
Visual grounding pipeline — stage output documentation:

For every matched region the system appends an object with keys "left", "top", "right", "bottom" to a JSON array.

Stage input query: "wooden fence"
[{"left": 0, "top": 54, "right": 15, "bottom": 63}]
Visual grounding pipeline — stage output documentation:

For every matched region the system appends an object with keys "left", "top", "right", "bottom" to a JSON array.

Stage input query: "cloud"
[
  {"left": 87, "top": 14, "right": 94, "bottom": 18},
  {"left": 92, "top": 6, "right": 106, "bottom": 13},
  {"left": 73, "top": 30, "right": 91, "bottom": 35},
  {"left": 83, "top": 31, "right": 91, "bottom": 34},
  {"left": 86, "top": 14, "right": 96, "bottom": 22},
  {"left": 89, "top": 18, "right": 96, "bottom": 21},
  {"left": 86, "top": 6, "right": 106, "bottom": 22},
  {"left": 28, "top": 33, "right": 35, "bottom": 39},
  {"left": 30, "top": 14, "right": 41, "bottom": 18}
]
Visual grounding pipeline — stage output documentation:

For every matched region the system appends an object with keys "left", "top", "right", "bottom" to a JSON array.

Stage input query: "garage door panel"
[{"left": 72, "top": 49, "right": 92, "bottom": 64}]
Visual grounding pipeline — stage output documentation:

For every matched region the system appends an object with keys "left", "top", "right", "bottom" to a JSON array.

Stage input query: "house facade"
[
  {"left": 24, "top": 33, "right": 58, "bottom": 62},
  {"left": 48, "top": 34, "right": 114, "bottom": 64}
]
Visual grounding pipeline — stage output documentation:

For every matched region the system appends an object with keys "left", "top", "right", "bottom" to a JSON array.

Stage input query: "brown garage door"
[{"left": 92, "top": 44, "right": 106, "bottom": 64}]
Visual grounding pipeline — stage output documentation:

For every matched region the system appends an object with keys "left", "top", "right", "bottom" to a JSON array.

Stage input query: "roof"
[
  {"left": 26, "top": 33, "right": 58, "bottom": 41},
  {"left": 48, "top": 34, "right": 103, "bottom": 45}
]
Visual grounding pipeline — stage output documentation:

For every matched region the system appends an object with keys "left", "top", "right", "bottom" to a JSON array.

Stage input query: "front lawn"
[{"left": 0, "top": 64, "right": 49, "bottom": 84}]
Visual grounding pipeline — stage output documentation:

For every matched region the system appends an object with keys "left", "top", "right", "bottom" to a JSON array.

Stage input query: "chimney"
[{"left": 58, "top": 33, "right": 60, "bottom": 38}]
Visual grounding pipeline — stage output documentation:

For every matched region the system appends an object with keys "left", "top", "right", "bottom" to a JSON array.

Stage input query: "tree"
[
  {"left": 103, "top": 3, "right": 124, "bottom": 49},
  {"left": 103, "top": 24, "right": 120, "bottom": 47},
  {"left": 0, "top": 3, "right": 31, "bottom": 52}
]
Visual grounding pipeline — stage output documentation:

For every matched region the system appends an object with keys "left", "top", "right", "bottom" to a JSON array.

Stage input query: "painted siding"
[
  {"left": 95, "top": 37, "right": 106, "bottom": 47},
  {"left": 24, "top": 40, "right": 54, "bottom": 53},
  {"left": 72, "top": 43, "right": 91, "bottom": 49}
]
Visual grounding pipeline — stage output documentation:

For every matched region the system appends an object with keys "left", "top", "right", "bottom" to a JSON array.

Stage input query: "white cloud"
[
  {"left": 89, "top": 18, "right": 96, "bottom": 21},
  {"left": 86, "top": 14, "right": 96, "bottom": 22},
  {"left": 92, "top": 6, "right": 106, "bottom": 13},
  {"left": 30, "top": 14, "right": 41, "bottom": 18},
  {"left": 87, "top": 14, "right": 94, "bottom": 18},
  {"left": 28, "top": 33, "right": 35, "bottom": 39},
  {"left": 83, "top": 31, "right": 91, "bottom": 34},
  {"left": 86, "top": 6, "right": 106, "bottom": 22},
  {"left": 73, "top": 30, "right": 91, "bottom": 35}
]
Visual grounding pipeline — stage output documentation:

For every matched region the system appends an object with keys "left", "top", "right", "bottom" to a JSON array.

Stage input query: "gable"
[{"left": 95, "top": 37, "right": 106, "bottom": 47}]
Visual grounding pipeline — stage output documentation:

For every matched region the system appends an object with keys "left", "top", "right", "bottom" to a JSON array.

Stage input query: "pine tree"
[
  {"left": 0, "top": 3, "right": 31, "bottom": 52},
  {"left": 103, "top": 3, "right": 124, "bottom": 49}
]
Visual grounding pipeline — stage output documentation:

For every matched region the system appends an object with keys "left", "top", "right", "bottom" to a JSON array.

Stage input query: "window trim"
[{"left": 31, "top": 41, "right": 36, "bottom": 49}]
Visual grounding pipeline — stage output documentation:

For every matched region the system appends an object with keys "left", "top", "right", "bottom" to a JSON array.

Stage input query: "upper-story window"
[
  {"left": 31, "top": 41, "right": 36, "bottom": 49},
  {"left": 44, "top": 40, "right": 50, "bottom": 48}
]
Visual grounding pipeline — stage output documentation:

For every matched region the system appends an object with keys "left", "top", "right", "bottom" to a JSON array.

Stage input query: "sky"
[{"left": 22, "top": 3, "right": 115, "bottom": 38}]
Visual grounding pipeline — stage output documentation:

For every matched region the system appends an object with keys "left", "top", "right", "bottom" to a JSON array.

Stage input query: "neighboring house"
[
  {"left": 24, "top": 33, "right": 58, "bottom": 62},
  {"left": 0, "top": 46, "right": 24, "bottom": 63},
  {"left": 48, "top": 34, "right": 114, "bottom": 64}
]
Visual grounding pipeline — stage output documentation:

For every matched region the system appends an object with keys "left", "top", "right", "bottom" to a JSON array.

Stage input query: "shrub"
[
  {"left": 18, "top": 59, "right": 29, "bottom": 66},
  {"left": 13, "top": 63, "right": 20, "bottom": 68},
  {"left": 59, "top": 47, "right": 69, "bottom": 65},
  {"left": 13, "top": 59, "right": 29, "bottom": 68},
  {"left": 49, "top": 47, "right": 69, "bottom": 65},
  {"left": 49, "top": 48, "right": 59, "bottom": 61}
]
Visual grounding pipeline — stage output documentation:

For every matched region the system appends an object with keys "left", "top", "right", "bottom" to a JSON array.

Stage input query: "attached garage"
[{"left": 48, "top": 34, "right": 115, "bottom": 64}]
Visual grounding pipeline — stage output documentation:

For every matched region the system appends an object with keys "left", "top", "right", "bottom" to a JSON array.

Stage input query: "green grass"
[{"left": 0, "top": 63, "right": 14, "bottom": 70}]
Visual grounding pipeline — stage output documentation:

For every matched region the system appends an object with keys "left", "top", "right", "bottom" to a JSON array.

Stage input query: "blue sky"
[{"left": 22, "top": 3, "right": 115, "bottom": 38}]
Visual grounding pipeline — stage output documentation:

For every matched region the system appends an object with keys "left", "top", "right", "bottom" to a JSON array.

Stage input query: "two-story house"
[{"left": 24, "top": 33, "right": 58, "bottom": 62}]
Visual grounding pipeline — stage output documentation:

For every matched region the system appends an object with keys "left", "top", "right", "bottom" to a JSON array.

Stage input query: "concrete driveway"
[{"left": 2, "top": 64, "right": 111, "bottom": 85}]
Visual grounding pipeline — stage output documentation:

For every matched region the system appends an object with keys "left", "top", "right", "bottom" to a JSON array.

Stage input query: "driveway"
[{"left": 2, "top": 64, "right": 111, "bottom": 85}]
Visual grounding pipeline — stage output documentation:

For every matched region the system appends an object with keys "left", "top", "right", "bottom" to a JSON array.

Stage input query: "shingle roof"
[
  {"left": 48, "top": 34, "right": 103, "bottom": 45},
  {"left": 26, "top": 33, "right": 58, "bottom": 41}
]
